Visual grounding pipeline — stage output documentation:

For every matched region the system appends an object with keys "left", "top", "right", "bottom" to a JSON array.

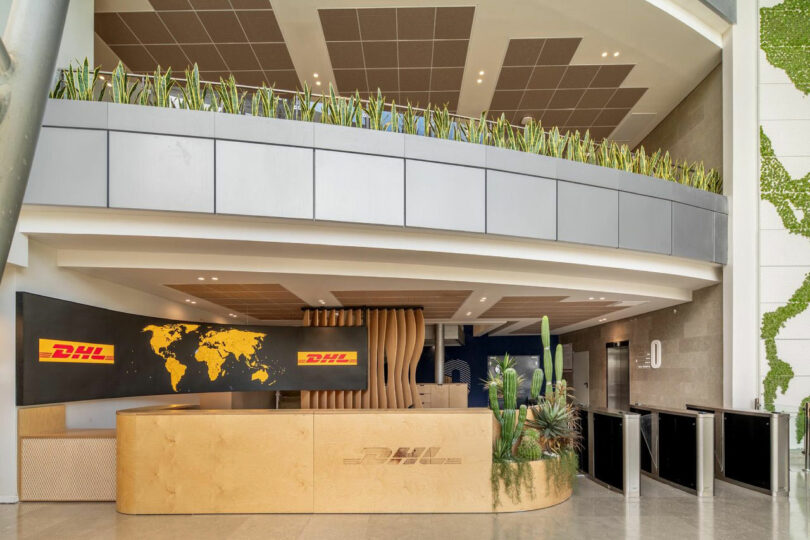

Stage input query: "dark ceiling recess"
[
  {"left": 330, "top": 290, "right": 473, "bottom": 319},
  {"left": 318, "top": 6, "right": 475, "bottom": 111},
  {"left": 95, "top": 0, "right": 300, "bottom": 90},
  {"left": 166, "top": 283, "right": 307, "bottom": 320},
  {"left": 489, "top": 38, "right": 647, "bottom": 140}
]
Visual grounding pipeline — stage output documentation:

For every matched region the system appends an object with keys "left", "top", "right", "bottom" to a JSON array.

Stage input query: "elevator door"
[{"left": 606, "top": 341, "right": 629, "bottom": 410}]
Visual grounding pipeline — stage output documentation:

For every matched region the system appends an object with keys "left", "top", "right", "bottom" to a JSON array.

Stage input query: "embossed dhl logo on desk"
[{"left": 344, "top": 447, "right": 462, "bottom": 465}]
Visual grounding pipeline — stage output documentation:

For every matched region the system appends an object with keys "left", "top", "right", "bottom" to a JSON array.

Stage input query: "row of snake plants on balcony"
[{"left": 50, "top": 59, "right": 722, "bottom": 194}]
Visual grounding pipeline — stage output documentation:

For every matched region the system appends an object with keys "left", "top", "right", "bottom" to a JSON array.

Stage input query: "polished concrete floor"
[{"left": 1, "top": 471, "right": 808, "bottom": 539}]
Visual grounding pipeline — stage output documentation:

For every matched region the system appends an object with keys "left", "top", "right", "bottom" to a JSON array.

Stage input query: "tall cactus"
[
  {"left": 489, "top": 368, "right": 528, "bottom": 459},
  {"left": 541, "top": 315, "right": 553, "bottom": 396},
  {"left": 530, "top": 368, "right": 543, "bottom": 402},
  {"left": 554, "top": 344, "right": 566, "bottom": 405}
]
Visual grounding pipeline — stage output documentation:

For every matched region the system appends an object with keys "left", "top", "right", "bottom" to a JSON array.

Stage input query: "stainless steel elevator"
[{"left": 606, "top": 341, "right": 630, "bottom": 410}]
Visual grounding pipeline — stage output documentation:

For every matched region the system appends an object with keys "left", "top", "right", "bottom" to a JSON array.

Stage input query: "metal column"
[
  {"left": 0, "top": 0, "right": 70, "bottom": 280},
  {"left": 434, "top": 323, "right": 444, "bottom": 384}
]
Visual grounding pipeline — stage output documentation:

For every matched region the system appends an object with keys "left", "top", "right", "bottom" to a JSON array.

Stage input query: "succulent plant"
[
  {"left": 516, "top": 430, "right": 542, "bottom": 461},
  {"left": 489, "top": 367, "right": 528, "bottom": 460}
]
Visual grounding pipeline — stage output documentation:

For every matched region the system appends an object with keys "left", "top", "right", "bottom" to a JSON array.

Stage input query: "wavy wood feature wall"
[{"left": 301, "top": 308, "right": 424, "bottom": 409}]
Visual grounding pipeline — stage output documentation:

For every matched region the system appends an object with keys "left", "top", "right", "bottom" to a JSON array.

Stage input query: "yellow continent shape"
[
  {"left": 195, "top": 328, "right": 266, "bottom": 381},
  {"left": 142, "top": 323, "right": 200, "bottom": 391}
]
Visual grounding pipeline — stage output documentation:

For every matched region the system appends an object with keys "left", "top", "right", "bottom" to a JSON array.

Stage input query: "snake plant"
[
  {"left": 110, "top": 61, "right": 139, "bottom": 104},
  {"left": 61, "top": 58, "right": 105, "bottom": 101},
  {"left": 181, "top": 64, "right": 210, "bottom": 111},
  {"left": 214, "top": 74, "right": 245, "bottom": 114}
]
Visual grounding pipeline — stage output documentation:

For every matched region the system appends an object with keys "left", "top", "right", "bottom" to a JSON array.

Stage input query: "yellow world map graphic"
[{"left": 142, "top": 323, "right": 271, "bottom": 391}]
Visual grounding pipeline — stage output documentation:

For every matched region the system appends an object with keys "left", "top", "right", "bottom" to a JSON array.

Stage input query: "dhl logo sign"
[
  {"left": 297, "top": 351, "right": 357, "bottom": 366},
  {"left": 38, "top": 339, "right": 114, "bottom": 364},
  {"left": 344, "top": 447, "right": 461, "bottom": 465}
]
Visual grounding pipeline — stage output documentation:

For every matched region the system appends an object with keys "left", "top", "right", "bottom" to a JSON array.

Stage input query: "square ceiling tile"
[
  {"left": 319, "top": 9, "right": 361, "bottom": 41},
  {"left": 253, "top": 43, "right": 294, "bottom": 70},
  {"left": 119, "top": 12, "right": 174, "bottom": 44},
  {"left": 197, "top": 11, "right": 247, "bottom": 42},
  {"left": 430, "top": 91, "right": 460, "bottom": 110},
  {"left": 399, "top": 68, "right": 430, "bottom": 91},
  {"left": 548, "top": 88, "right": 584, "bottom": 108},
  {"left": 199, "top": 70, "right": 232, "bottom": 82},
  {"left": 190, "top": 0, "right": 230, "bottom": 8},
  {"left": 567, "top": 108, "right": 601, "bottom": 126},
  {"left": 158, "top": 11, "right": 210, "bottom": 43},
  {"left": 149, "top": 0, "right": 192, "bottom": 9},
  {"left": 588, "top": 126, "right": 615, "bottom": 140},
  {"left": 607, "top": 87, "right": 647, "bottom": 108},
  {"left": 265, "top": 69, "right": 300, "bottom": 90},
  {"left": 95, "top": 14, "right": 138, "bottom": 45},
  {"left": 496, "top": 66, "right": 532, "bottom": 90},
  {"left": 396, "top": 7, "right": 435, "bottom": 40},
  {"left": 527, "top": 65, "right": 566, "bottom": 89},
  {"left": 146, "top": 44, "right": 190, "bottom": 70},
  {"left": 578, "top": 88, "right": 616, "bottom": 108},
  {"left": 327, "top": 41, "right": 365, "bottom": 69},
  {"left": 111, "top": 45, "right": 157, "bottom": 72},
  {"left": 230, "top": 0, "right": 272, "bottom": 8},
  {"left": 513, "top": 110, "right": 544, "bottom": 123},
  {"left": 490, "top": 90, "right": 523, "bottom": 110},
  {"left": 182, "top": 44, "right": 226, "bottom": 70},
  {"left": 542, "top": 109, "right": 573, "bottom": 126},
  {"left": 594, "top": 108, "right": 630, "bottom": 126},
  {"left": 430, "top": 68, "right": 463, "bottom": 91},
  {"left": 237, "top": 10, "right": 283, "bottom": 42},
  {"left": 218, "top": 43, "right": 260, "bottom": 70},
  {"left": 398, "top": 41, "right": 433, "bottom": 68},
  {"left": 358, "top": 8, "right": 396, "bottom": 40},
  {"left": 558, "top": 65, "right": 599, "bottom": 88},
  {"left": 232, "top": 70, "right": 268, "bottom": 87},
  {"left": 591, "top": 64, "right": 633, "bottom": 87},
  {"left": 363, "top": 41, "right": 398, "bottom": 68},
  {"left": 503, "top": 39, "right": 544, "bottom": 67},
  {"left": 334, "top": 69, "right": 368, "bottom": 93},
  {"left": 520, "top": 89, "right": 554, "bottom": 109},
  {"left": 366, "top": 68, "right": 399, "bottom": 92},
  {"left": 432, "top": 40, "right": 469, "bottom": 67},
  {"left": 537, "top": 38, "right": 580, "bottom": 65},
  {"left": 434, "top": 7, "right": 475, "bottom": 39},
  {"left": 399, "top": 91, "right": 430, "bottom": 108}
]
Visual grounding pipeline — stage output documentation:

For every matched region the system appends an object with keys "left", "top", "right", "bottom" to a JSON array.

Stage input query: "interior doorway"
[
  {"left": 606, "top": 341, "right": 630, "bottom": 410},
  {"left": 572, "top": 351, "right": 589, "bottom": 405}
]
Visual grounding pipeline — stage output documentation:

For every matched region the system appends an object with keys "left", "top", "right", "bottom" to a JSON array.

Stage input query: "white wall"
[
  {"left": 758, "top": 0, "right": 810, "bottom": 446},
  {"left": 1, "top": 0, "right": 94, "bottom": 67},
  {"left": 0, "top": 239, "right": 216, "bottom": 501}
]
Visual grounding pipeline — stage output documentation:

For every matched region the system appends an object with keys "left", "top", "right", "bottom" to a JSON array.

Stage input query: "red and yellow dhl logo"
[
  {"left": 38, "top": 339, "right": 114, "bottom": 364},
  {"left": 297, "top": 351, "right": 357, "bottom": 366}
]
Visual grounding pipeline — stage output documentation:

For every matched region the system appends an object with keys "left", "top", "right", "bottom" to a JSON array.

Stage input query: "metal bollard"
[{"left": 804, "top": 401, "right": 810, "bottom": 472}]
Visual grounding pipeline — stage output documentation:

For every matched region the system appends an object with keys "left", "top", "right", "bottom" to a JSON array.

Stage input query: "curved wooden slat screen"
[{"left": 300, "top": 307, "right": 424, "bottom": 409}]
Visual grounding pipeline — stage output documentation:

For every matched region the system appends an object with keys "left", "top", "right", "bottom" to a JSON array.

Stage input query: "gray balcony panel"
[
  {"left": 216, "top": 141, "right": 313, "bottom": 219},
  {"left": 556, "top": 159, "right": 622, "bottom": 190},
  {"left": 618, "top": 171, "right": 675, "bottom": 200},
  {"left": 42, "top": 99, "right": 108, "bottom": 129},
  {"left": 486, "top": 171, "right": 556, "bottom": 240},
  {"left": 404, "top": 134, "right": 486, "bottom": 168},
  {"left": 314, "top": 123, "right": 404, "bottom": 157},
  {"left": 109, "top": 131, "right": 214, "bottom": 213},
  {"left": 315, "top": 150, "right": 404, "bottom": 226},
  {"left": 215, "top": 114, "right": 313, "bottom": 147},
  {"left": 670, "top": 183, "right": 728, "bottom": 214},
  {"left": 485, "top": 146, "right": 557, "bottom": 178},
  {"left": 25, "top": 127, "right": 107, "bottom": 207},
  {"left": 618, "top": 192, "right": 672, "bottom": 255},
  {"left": 405, "top": 160, "right": 485, "bottom": 233},
  {"left": 672, "top": 203, "right": 716, "bottom": 261},
  {"left": 108, "top": 103, "right": 215, "bottom": 138},
  {"left": 714, "top": 212, "right": 728, "bottom": 264},
  {"left": 557, "top": 181, "right": 619, "bottom": 247}
]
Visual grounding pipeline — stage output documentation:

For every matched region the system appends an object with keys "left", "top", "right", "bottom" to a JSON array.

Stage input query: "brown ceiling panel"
[
  {"left": 96, "top": 3, "right": 300, "bottom": 90},
  {"left": 482, "top": 296, "right": 625, "bottom": 330},
  {"left": 167, "top": 283, "right": 308, "bottom": 321},
  {"left": 319, "top": 7, "right": 473, "bottom": 111},
  {"left": 331, "top": 290, "right": 473, "bottom": 319},
  {"left": 489, "top": 38, "right": 644, "bottom": 140}
]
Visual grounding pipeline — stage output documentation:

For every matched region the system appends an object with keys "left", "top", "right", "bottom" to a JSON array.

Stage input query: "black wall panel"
[{"left": 593, "top": 413, "right": 624, "bottom": 491}]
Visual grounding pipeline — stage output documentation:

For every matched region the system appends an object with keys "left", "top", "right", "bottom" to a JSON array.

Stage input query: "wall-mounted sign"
[
  {"left": 16, "top": 293, "right": 367, "bottom": 405},
  {"left": 650, "top": 340, "right": 662, "bottom": 369}
]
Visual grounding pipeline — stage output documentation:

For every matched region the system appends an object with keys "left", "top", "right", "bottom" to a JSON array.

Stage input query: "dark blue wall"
[{"left": 415, "top": 326, "right": 559, "bottom": 407}]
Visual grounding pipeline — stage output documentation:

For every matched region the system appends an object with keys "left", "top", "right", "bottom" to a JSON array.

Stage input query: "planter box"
[{"left": 492, "top": 458, "right": 574, "bottom": 512}]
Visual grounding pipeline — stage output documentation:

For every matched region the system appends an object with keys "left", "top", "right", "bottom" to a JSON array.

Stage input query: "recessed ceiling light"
[
  {"left": 99, "top": 75, "right": 106, "bottom": 80},
  {"left": 613, "top": 51, "right": 620, "bottom": 57},
  {"left": 478, "top": 70, "right": 484, "bottom": 76},
  {"left": 318, "top": 299, "right": 326, "bottom": 305},
  {"left": 313, "top": 73, "right": 319, "bottom": 78},
  {"left": 476, "top": 78, "right": 483, "bottom": 84},
  {"left": 190, "top": 301, "right": 196, "bottom": 304},
  {"left": 106, "top": 83, "right": 112, "bottom": 88},
  {"left": 601, "top": 51, "right": 608, "bottom": 58},
  {"left": 211, "top": 276, "right": 218, "bottom": 281},
  {"left": 599, "top": 297, "right": 605, "bottom": 300},
  {"left": 588, "top": 297, "right": 595, "bottom": 300},
  {"left": 197, "top": 276, "right": 205, "bottom": 281},
  {"left": 466, "top": 311, "right": 472, "bottom": 316},
  {"left": 315, "top": 81, "right": 321, "bottom": 86},
  {"left": 479, "top": 297, "right": 487, "bottom": 302},
  {"left": 599, "top": 318, "right": 606, "bottom": 322},
  {"left": 228, "top": 313, "right": 234, "bottom": 316},
  {"left": 184, "top": 299, "right": 191, "bottom": 302}
]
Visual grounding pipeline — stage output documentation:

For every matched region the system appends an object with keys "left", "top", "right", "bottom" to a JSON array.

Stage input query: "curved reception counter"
[{"left": 116, "top": 405, "right": 571, "bottom": 514}]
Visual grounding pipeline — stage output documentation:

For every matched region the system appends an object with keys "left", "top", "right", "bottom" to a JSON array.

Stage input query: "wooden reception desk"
[{"left": 117, "top": 405, "right": 571, "bottom": 514}]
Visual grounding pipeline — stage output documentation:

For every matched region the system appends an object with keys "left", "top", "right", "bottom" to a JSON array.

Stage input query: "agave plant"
[
  {"left": 109, "top": 61, "right": 140, "bottom": 104},
  {"left": 214, "top": 74, "right": 245, "bottom": 114},
  {"left": 151, "top": 66, "right": 176, "bottom": 108},
  {"left": 61, "top": 58, "right": 105, "bottom": 101},
  {"left": 181, "top": 64, "right": 210, "bottom": 111},
  {"left": 525, "top": 398, "right": 580, "bottom": 455}
]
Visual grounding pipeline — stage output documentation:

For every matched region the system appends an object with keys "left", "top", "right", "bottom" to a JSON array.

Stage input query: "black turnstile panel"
[
  {"left": 577, "top": 407, "right": 589, "bottom": 473},
  {"left": 658, "top": 413, "right": 697, "bottom": 490},
  {"left": 724, "top": 412, "right": 771, "bottom": 491},
  {"left": 593, "top": 413, "right": 623, "bottom": 491},
  {"left": 630, "top": 407, "right": 653, "bottom": 474}
]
